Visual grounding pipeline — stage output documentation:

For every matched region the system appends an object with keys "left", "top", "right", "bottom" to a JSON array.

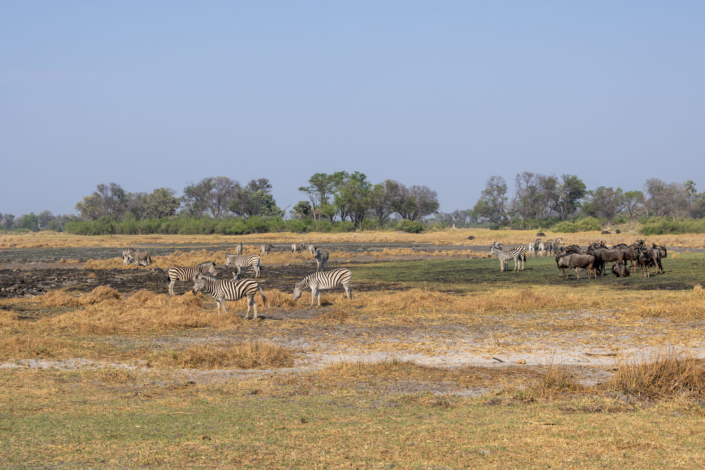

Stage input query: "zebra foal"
[
  {"left": 192, "top": 274, "right": 266, "bottom": 319},
  {"left": 167, "top": 261, "right": 217, "bottom": 296},
  {"left": 225, "top": 254, "right": 262, "bottom": 278},
  {"left": 293, "top": 268, "right": 353, "bottom": 308}
]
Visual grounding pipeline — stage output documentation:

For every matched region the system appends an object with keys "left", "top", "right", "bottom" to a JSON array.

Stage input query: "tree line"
[{"left": 3, "top": 171, "right": 705, "bottom": 235}]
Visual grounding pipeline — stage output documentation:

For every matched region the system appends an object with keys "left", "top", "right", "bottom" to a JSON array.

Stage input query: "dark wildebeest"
[
  {"left": 612, "top": 262, "right": 630, "bottom": 277},
  {"left": 649, "top": 243, "right": 667, "bottom": 274},
  {"left": 614, "top": 243, "right": 641, "bottom": 272},
  {"left": 558, "top": 253, "right": 596, "bottom": 280},
  {"left": 589, "top": 246, "right": 625, "bottom": 276}
]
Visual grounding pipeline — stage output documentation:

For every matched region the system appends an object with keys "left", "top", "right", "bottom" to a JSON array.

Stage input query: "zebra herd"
[
  {"left": 126, "top": 242, "right": 352, "bottom": 318},
  {"left": 489, "top": 238, "right": 668, "bottom": 280}
]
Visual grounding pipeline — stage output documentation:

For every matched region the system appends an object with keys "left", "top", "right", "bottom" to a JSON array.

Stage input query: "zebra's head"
[
  {"left": 225, "top": 255, "right": 234, "bottom": 267},
  {"left": 488, "top": 246, "right": 497, "bottom": 258},
  {"left": 293, "top": 284, "right": 303, "bottom": 301},
  {"left": 192, "top": 274, "right": 207, "bottom": 294}
]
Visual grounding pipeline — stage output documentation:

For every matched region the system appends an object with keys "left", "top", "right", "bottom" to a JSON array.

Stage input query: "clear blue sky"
[{"left": 1, "top": 1, "right": 704, "bottom": 216}]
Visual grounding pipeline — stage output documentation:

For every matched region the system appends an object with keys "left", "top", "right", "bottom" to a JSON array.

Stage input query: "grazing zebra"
[
  {"left": 260, "top": 243, "right": 273, "bottom": 255},
  {"left": 192, "top": 274, "right": 266, "bottom": 319},
  {"left": 291, "top": 242, "right": 306, "bottom": 254},
  {"left": 236, "top": 242, "right": 243, "bottom": 255},
  {"left": 225, "top": 254, "right": 261, "bottom": 278},
  {"left": 307, "top": 244, "right": 316, "bottom": 255},
  {"left": 555, "top": 237, "right": 564, "bottom": 247},
  {"left": 126, "top": 250, "right": 151, "bottom": 267},
  {"left": 122, "top": 249, "right": 136, "bottom": 266},
  {"left": 293, "top": 268, "right": 353, "bottom": 308},
  {"left": 489, "top": 245, "right": 524, "bottom": 272},
  {"left": 167, "top": 261, "right": 217, "bottom": 296},
  {"left": 314, "top": 248, "right": 329, "bottom": 272}
]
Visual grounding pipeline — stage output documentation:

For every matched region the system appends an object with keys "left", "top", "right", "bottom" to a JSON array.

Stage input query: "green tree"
[
  {"left": 334, "top": 172, "right": 373, "bottom": 227},
  {"left": 145, "top": 188, "right": 181, "bottom": 219},
  {"left": 292, "top": 201, "right": 312, "bottom": 219},
  {"left": 472, "top": 176, "right": 509, "bottom": 225},
  {"left": 582, "top": 186, "right": 625, "bottom": 223},
  {"left": 75, "top": 183, "right": 128, "bottom": 220},
  {"left": 555, "top": 175, "right": 586, "bottom": 220},
  {"left": 369, "top": 180, "right": 402, "bottom": 225},
  {"left": 19, "top": 213, "right": 39, "bottom": 232},
  {"left": 623, "top": 190, "right": 645, "bottom": 220}
]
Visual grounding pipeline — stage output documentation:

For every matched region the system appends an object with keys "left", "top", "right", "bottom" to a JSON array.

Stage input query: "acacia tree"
[
  {"left": 623, "top": 190, "right": 645, "bottom": 220},
  {"left": 472, "top": 176, "right": 509, "bottom": 225}
]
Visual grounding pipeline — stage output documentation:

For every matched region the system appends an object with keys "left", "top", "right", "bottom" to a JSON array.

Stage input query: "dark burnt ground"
[{"left": 0, "top": 262, "right": 403, "bottom": 299}]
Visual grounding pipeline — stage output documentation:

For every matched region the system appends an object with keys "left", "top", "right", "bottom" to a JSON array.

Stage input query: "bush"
[
  {"left": 397, "top": 219, "right": 424, "bottom": 233},
  {"left": 575, "top": 217, "right": 603, "bottom": 232},
  {"left": 552, "top": 222, "right": 578, "bottom": 233},
  {"left": 639, "top": 217, "right": 705, "bottom": 235}
]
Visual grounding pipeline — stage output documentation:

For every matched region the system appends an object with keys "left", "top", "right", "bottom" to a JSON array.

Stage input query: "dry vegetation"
[{"left": 3, "top": 228, "right": 704, "bottom": 250}]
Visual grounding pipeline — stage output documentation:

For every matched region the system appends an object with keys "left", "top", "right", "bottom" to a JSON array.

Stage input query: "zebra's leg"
[
  {"left": 168, "top": 280, "right": 174, "bottom": 296},
  {"left": 310, "top": 288, "right": 316, "bottom": 308},
  {"left": 251, "top": 296, "right": 258, "bottom": 319},
  {"left": 499, "top": 259, "right": 504, "bottom": 272},
  {"left": 317, "top": 290, "right": 322, "bottom": 307},
  {"left": 345, "top": 285, "right": 352, "bottom": 300},
  {"left": 245, "top": 297, "right": 252, "bottom": 319}
]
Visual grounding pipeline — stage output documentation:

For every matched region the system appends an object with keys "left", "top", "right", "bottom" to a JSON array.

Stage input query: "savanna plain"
[{"left": 1, "top": 229, "right": 705, "bottom": 469}]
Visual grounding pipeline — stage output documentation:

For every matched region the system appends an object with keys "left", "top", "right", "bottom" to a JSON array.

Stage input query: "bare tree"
[{"left": 644, "top": 178, "right": 690, "bottom": 219}]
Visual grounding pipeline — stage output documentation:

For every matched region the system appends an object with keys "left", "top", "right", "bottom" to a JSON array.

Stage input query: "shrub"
[
  {"left": 575, "top": 217, "right": 602, "bottom": 232},
  {"left": 552, "top": 221, "right": 578, "bottom": 233},
  {"left": 397, "top": 219, "right": 424, "bottom": 233},
  {"left": 639, "top": 217, "right": 705, "bottom": 235}
]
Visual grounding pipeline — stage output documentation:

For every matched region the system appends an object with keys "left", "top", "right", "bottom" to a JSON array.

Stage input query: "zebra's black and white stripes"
[
  {"left": 193, "top": 274, "right": 266, "bottom": 318},
  {"left": 490, "top": 242, "right": 526, "bottom": 272},
  {"left": 167, "top": 261, "right": 217, "bottom": 295},
  {"left": 293, "top": 268, "right": 352, "bottom": 307},
  {"left": 225, "top": 254, "right": 262, "bottom": 278}
]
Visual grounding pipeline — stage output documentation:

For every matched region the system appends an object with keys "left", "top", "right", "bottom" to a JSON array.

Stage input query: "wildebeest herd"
[
  {"left": 121, "top": 244, "right": 350, "bottom": 318},
  {"left": 490, "top": 238, "right": 667, "bottom": 280}
]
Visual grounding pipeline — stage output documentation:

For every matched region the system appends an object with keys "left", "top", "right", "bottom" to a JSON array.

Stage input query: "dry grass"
[
  {"left": 160, "top": 341, "right": 296, "bottom": 369},
  {"left": 626, "top": 285, "right": 705, "bottom": 319},
  {"left": 611, "top": 349, "right": 705, "bottom": 401},
  {"left": 2, "top": 229, "right": 702, "bottom": 250},
  {"left": 2, "top": 287, "right": 243, "bottom": 336}
]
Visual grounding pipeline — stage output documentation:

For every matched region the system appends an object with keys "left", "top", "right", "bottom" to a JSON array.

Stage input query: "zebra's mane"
[
  {"left": 295, "top": 275, "right": 311, "bottom": 289},
  {"left": 198, "top": 274, "right": 218, "bottom": 282}
]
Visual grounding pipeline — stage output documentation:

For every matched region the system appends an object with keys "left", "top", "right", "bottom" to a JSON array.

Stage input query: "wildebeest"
[
  {"left": 588, "top": 246, "right": 625, "bottom": 276},
  {"left": 649, "top": 243, "right": 667, "bottom": 274},
  {"left": 636, "top": 247, "right": 655, "bottom": 278},
  {"left": 557, "top": 253, "right": 596, "bottom": 280},
  {"left": 612, "top": 262, "right": 630, "bottom": 277},
  {"left": 536, "top": 232, "right": 546, "bottom": 237}
]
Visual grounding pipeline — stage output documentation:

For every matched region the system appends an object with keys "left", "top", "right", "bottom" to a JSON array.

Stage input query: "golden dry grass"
[
  {"left": 611, "top": 349, "right": 705, "bottom": 400},
  {"left": 161, "top": 341, "right": 296, "bottom": 369},
  {"left": 2, "top": 229, "right": 703, "bottom": 250}
]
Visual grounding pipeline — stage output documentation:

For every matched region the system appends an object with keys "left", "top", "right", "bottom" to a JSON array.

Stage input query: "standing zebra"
[
  {"left": 314, "top": 248, "right": 329, "bottom": 272},
  {"left": 236, "top": 242, "right": 243, "bottom": 255},
  {"left": 489, "top": 244, "right": 525, "bottom": 272},
  {"left": 192, "top": 274, "right": 266, "bottom": 319},
  {"left": 545, "top": 239, "right": 555, "bottom": 256},
  {"left": 260, "top": 243, "right": 273, "bottom": 255},
  {"left": 225, "top": 254, "right": 261, "bottom": 278},
  {"left": 307, "top": 244, "right": 316, "bottom": 255},
  {"left": 293, "top": 268, "right": 353, "bottom": 308},
  {"left": 167, "top": 261, "right": 217, "bottom": 296}
]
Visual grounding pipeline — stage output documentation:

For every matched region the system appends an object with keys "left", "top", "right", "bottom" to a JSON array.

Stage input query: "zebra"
[
  {"left": 545, "top": 239, "right": 555, "bottom": 256},
  {"left": 236, "top": 241, "right": 243, "bottom": 255},
  {"left": 293, "top": 268, "right": 353, "bottom": 308},
  {"left": 307, "top": 244, "right": 316, "bottom": 255},
  {"left": 555, "top": 237, "right": 564, "bottom": 247},
  {"left": 225, "top": 254, "right": 261, "bottom": 278},
  {"left": 122, "top": 248, "right": 136, "bottom": 266},
  {"left": 167, "top": 261, "right": 218, "bottom": 296},
  {"left": 260, "top": 243, "right": 273, "bottom": 255},
  {"left": 126, "top": 250, "right": 151, "bottom": 267},
  {"left": 314, "top": 248, "right": 329, "bottom": 272},
  {"left": 492, "top": 242, "right": 526, "bottom": 269},
  {"left": 291, "top": 242, "right": 305, "bottom": 254},
  {"left": 489, "top": 244, "right": 525, "bottom": 272},
  {"left": 192, "top": 274, "right": 266, "bottom": 319}
]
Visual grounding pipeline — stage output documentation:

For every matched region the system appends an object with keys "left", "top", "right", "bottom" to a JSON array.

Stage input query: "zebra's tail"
[{"left": 258, "top": 285, "right": 267, "bottom": 306}]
